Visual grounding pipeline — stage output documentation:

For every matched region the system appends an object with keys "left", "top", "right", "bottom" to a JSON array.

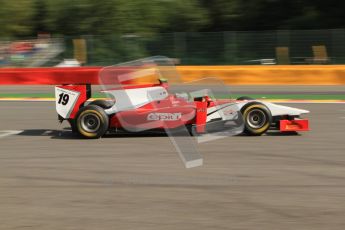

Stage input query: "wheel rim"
[
  {"left": 246, "top": 109, "right": 267, "bottom": 129},
  {"left": 80, "top": 113, "right": 101, "bottom": 133}
]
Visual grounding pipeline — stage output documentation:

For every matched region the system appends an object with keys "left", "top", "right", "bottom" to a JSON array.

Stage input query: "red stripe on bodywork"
[{"left": 194, "top": 101, "right": 208, "bottom": 133}]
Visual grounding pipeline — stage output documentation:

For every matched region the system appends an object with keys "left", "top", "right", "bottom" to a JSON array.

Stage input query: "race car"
[{"left": 55, "top": 78, "right": 309, "bottom": 139}]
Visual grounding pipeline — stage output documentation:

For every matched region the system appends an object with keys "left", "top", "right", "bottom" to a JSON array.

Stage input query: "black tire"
[
  {"left": 241, "top": 102, "right": 272, "bottom": 136},
  {"left": 75, "top": 105, "right": 109, "bottom": 139},
  {"left": 237, "top": 96, "right": 255, "bottom": 101},
  {"left": 88, "top": 100, "right": 115, "bottom": 109}
]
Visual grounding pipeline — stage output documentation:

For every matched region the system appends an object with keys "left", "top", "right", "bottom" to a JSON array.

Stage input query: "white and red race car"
[{"left": 55, "top": 78, "right": 309, "bottom": 139}]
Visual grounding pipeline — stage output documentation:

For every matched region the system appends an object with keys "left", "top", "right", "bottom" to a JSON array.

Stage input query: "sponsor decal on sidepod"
[{"left": 147, "top": 113, "right": 182, "bottom": 121}]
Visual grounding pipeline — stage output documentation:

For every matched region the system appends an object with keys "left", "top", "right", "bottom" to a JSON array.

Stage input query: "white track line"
[{"left": 0, "top": 130, "right": 23, "bottom": 139}]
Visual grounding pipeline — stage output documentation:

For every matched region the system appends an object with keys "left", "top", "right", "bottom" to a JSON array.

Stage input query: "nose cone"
[
  {"left": 263, "top": 102, "right": 310, "bottom": 116},
  {"left": 276, "top": 105, "right": 310, "bottom": 115},
  {"left": 297, "top": 108, "right": 310, "bottom": 114}
]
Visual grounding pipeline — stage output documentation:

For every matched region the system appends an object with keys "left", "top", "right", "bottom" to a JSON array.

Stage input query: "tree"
[{"left": 0, "top": 0, "right": 35, "bottom": 38}]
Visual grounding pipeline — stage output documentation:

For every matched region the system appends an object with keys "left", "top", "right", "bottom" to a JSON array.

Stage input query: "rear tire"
[
  {"left": 241, "top": 102, "right": 272, "bottom": 136},
  {"left": 75, "top": 105, "right": 109, "bottom": 139},
  {"left": 88, "top": 100, "right": 114, "bottom": 109}
]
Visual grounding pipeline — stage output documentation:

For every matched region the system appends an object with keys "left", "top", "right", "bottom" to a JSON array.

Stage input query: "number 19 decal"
[{"left": 58, "top": 93, "right": 70, "bottom": 105}]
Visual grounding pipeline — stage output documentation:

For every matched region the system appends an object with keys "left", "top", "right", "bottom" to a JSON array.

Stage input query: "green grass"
[{"left": 0, "top": 93, "right": 345, "bottom": 100}]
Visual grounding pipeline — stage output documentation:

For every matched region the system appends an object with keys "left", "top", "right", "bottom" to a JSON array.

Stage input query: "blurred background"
[
  {"left": 1, "top": 0, "right": 345, "bottom": 67},
  {"left": 1, "top": 3, "right": 345, "bottom": 230}
]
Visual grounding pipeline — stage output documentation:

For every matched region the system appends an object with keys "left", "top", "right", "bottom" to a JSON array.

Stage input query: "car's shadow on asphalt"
[
  {"left": 16, "top": 128, "right": 170, "bottom": 139},
  {"left": 17, "top": 129, "right": 84, "bottom": 140},
  {"left": 265, "top": 131, "right": 300, "bottom": 136},
  {"left": 16, "top": 128, "right": 300, "bottom": 140}
]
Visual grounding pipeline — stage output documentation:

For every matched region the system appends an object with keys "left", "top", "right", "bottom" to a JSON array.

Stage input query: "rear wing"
[{"left": 55, "top": 84, "right": 91, "bottom": 119}]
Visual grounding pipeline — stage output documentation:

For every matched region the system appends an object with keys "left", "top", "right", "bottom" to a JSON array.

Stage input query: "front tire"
[
  {"left": 75, "top": 105, "right": 109, "bottom": 138},
  {"left": 241, "top": 102, "right": 272, "bottom": 136}
]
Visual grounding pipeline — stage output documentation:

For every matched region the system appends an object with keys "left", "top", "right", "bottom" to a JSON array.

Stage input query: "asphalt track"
[{"left": 1, "top": 101, "right": 345, "bottom": 229}]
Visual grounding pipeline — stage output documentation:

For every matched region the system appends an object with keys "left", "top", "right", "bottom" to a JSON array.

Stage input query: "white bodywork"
[
  {"left": 238, "top": 100, "right": 309, "bottom": 116},
  {"left": 206, "top": 100, "right": 309, "bottom": 122},
  {"left": 103, "top": 86, "right": 168, "bottom": 114},
  {"left": 58, "top": 82, "right": 309, "bottom": 123},
  {"left": 55, "top": 86, "right": 80, "bottom": 119},
  {"left": 98, "top": 86, "right": 309, "bottom": 122}
]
